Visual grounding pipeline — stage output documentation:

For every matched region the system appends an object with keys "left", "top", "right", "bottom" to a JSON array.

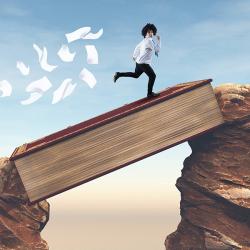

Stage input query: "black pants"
[{"left": 118, "top": 63, "right": 156, "bottom": 95}]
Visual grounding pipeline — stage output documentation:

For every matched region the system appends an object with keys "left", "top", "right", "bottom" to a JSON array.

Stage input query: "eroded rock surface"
[
  {"left": 165, "top": 83, "right": 250, "bottom": 250},
  {"left": 0, "top": 157, "right": 49, "bottom": 250}
]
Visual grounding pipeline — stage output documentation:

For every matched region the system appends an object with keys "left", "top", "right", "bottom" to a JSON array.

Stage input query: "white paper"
[
  {"left": 16, "top": 61, "right": 30, "bottom": 76},
  {"left": 65, "top": 26, "right": 91, "bottom": 43},
  {"left": 85, "top": 45, "right": 98, "bottom": 64},
  {"left": 33, "top": 43, "right": 43, "bottom": 61},
  {"left": 79, "top": 68, "right": 96, "bottom": 88},
  {"left": 21, "top": 92, "right": 43, "bottom": 105},
  {"left": 40, "top": 47, "right": 58, "bottom": 72},
  {"left": 21, "top": 76, "right": 52, "bottom": 105},
  {"left": 57, "top": 45, "right": 76, "bottom": 62},
  {"left": 0, "top": 80, "right": 12, "bottom": 97},
  {"left": 33, "top": 43, "right": 58, "bottom": 72},
  {"left": 82, "top": 28, "right": 103, "bottom": 39},
  {"left": 52, "top": 78, "right": 77, "bottom": 104}
]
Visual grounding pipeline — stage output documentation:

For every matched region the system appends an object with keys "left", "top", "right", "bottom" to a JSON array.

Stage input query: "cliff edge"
[
  {"left": 0, "top": 157, "right": 49, "bottom": 249},
  {"left": 165, "top": 83, "right": 250, "bottom": 250}
]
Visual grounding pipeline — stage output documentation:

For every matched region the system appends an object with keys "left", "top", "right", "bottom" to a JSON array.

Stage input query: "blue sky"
[{"left": 1, "top": 0, "right": 250, "bottom": 158}]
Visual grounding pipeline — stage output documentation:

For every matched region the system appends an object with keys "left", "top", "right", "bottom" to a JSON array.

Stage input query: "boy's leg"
[
  {"left": 139, "top": 64, "right": 156, "bottom": 95},
  {"left": 114, "top": 63, "right": 143, "bottom": 82}
]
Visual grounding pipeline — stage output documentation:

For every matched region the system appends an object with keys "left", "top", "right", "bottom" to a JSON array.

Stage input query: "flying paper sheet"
[
  {"left": 40, "top": 47, "right": 58, "bottom": 72},
  {"left": 21, "top": 93, "right": 43, "bottom": 105},
  {"left": 85, "top": 45, "right": 98, "bottom": 64},
  {"left": 57, "top": 45, "right": 76, "bottom": 62},
  {"left": 65, "top": 27, "right": 91, "bottom": 43},
  {"left": 52, "top": 78, "right": 77, "bottom": 104},
  {"left": 79, "top": 68, "right": 97, "bottom": 88},
  {"left": 33, "top": 44, "right": 58, "bottom": 72},
  {"left": 16, "top": 61, "right": 30, "bottom": 76},
  {"left": 0, "top": 80, "right": 12, "bottom": 97},
  {"left": 21, "top": 76, "right": 52, "bottom": 105},
  {"left": 82, "top": 28, "right": 103, "bottom": 39},
  {"left": 33, "top": 44, "right": 43, "bottom": 61}
]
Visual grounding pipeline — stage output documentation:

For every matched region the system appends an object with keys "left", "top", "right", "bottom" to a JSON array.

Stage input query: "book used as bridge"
[{"left": 10, "top": 79, "right": 225, "bottom": 204}]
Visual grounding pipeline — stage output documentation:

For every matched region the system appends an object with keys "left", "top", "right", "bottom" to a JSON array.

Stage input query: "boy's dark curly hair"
[{"left": 141, "top": 23, "right": 157, "bottom": 37}]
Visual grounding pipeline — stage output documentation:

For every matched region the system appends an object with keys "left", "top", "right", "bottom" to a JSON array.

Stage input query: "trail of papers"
[
  {"left": 2, "top": 26, "right": 103, "bottom": 104},
  {"left": 33, "top": 44, "right": 58, "bottom": 72},
  {"left": 0, "top": 80, "right": 12, "bottom": 97},
  {"left": 21, "top": 76, "right": 52, "bottom": 105},
  {"left": 65, "top": 27, "right": 103, "bottom": 43},
  {"left": 16, "top": 61, "right": 30, "bottom": 76},
  {"left": 57, "top": 45, "right": 76, "bottom": 62},
  {"left": 85, "top": 45, "right": 98, "bottom": 64},
  {"left": 79, "top": 68, "right": 96, "bottom": 88},
  {"left": 52, "top": 78, "right": 77, "bottom": 104}
]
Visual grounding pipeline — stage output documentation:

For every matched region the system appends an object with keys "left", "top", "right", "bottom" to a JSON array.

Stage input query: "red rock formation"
[
  {"left": 165, "top": 83, "right": 250, "bottom": 250},
  {"left": 0, "top": 157, "right": 49, "bottom": 249}
]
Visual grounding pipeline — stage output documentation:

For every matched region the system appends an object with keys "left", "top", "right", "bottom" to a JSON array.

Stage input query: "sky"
[{"left": 0, "top": 0, "right": 249, "bottom": 249}]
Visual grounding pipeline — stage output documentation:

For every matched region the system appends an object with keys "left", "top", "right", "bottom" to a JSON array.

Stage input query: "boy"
[{"left": 113, "top": 23, "right": 161, "bottom": 98}]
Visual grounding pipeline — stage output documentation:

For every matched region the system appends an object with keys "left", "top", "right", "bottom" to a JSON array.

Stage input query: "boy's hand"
[{"left": 156, "top": 35, "right": 160, "bottom": 41}]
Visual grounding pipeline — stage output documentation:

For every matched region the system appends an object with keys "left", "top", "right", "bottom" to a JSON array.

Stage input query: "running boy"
[{"left": 113, "top": 23, "right": 161, "bottom": 98}]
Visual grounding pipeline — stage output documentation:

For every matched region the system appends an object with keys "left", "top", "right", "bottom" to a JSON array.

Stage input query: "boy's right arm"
[{"left": 133, "top": 43, "right": 140, "bottom": 61}]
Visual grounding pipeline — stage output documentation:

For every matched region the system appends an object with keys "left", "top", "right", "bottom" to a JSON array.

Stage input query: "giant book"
[{"left": 10, "top": 79, "right": 225, "bottom": 204}]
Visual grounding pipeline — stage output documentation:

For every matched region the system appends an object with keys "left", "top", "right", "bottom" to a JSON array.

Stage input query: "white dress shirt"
[{"left": 133, "top": 37, "right": 161, "bottom": 65}]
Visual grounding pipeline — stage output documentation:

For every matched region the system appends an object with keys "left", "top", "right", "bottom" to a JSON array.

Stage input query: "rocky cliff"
[
  {"left": 0, "top": 157, "right": 49, "bottom": 249},
  {"left": 165, "top": 83, "right": 250, "bottom": 250}
]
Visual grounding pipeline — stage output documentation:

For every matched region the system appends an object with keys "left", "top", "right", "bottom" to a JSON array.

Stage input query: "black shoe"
[
  {"left": 113, "top": 72, "right": 120, "bottom": 83},
  {"left": 147, "top": 92, "right": 160, "bottom": 98}
]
